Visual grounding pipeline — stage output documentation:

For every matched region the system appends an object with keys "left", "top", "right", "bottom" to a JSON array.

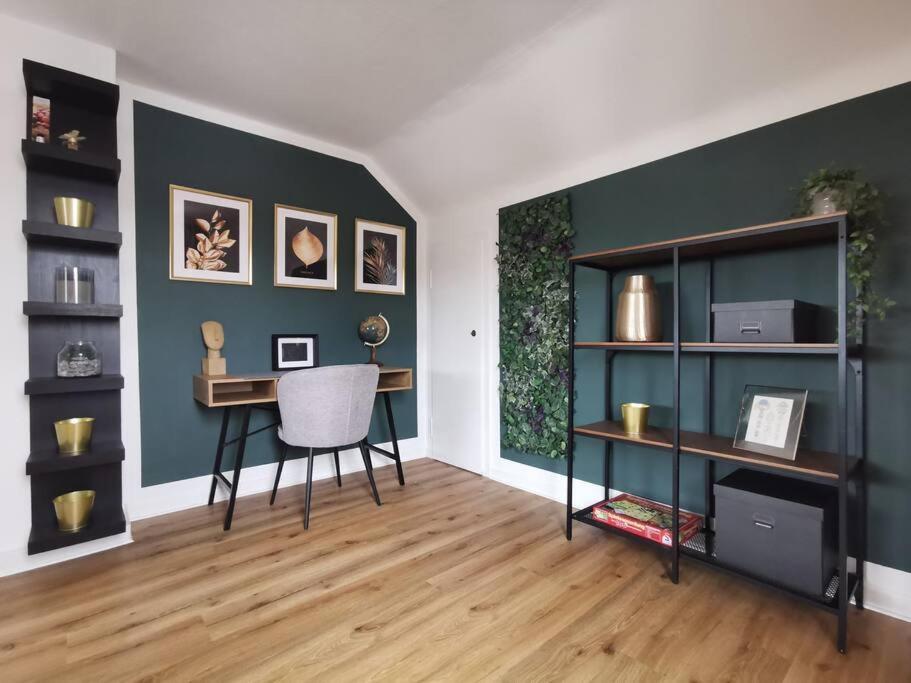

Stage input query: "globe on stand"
[{"left": 358, "top": 314, "right": 390, "bottom": 366}]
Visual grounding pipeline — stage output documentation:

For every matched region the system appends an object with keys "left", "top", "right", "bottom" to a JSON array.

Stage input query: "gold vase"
[
  {"left": 53, "top": 490, "right": 95, "bottom": 533},
  {"left": 620, "top": 403, "right": 650, "bottom": 434},
  {"left": 615, "top": 274, "right": 661, "bottom": 342},
  {"left": 53, "top": 196, "right": 95, "bottom": 228},
  {"left": 54, "top": 417, "right": 95, "bottom": 454}
]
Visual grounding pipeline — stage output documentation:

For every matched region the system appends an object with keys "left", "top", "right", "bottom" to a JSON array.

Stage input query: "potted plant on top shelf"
[{"left": 797, "top": 167, "right": 894, "bottom": 343}]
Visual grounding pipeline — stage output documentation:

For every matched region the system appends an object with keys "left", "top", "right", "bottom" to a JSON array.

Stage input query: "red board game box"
[{"left": 591, "top": 494, "right": 702, "bottom": 547}]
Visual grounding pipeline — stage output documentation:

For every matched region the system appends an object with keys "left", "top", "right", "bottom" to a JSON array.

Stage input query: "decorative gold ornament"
[
  {"left": 54, "top": 417, "right": 95, "bottom": 454},
  {"left": 53, "top": 196, "right": 94, "bottom": 228},
  {"left": 53, "top": 490, "right": 95, "bottom": 533},
  {"left": 59, "top": 129, "right": 86, "bottom": 151},
  {"left": 620, "top": 403, "right": 650, "bottom": 434}
]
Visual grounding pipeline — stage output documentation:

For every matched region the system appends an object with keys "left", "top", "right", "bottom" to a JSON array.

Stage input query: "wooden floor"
[{"left": 0, "top": 458, "right": 908, "bottom": 682}]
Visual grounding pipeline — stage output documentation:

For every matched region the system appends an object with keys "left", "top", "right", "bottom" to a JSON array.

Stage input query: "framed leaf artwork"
[
  {"left": 274, "top": 204, "right": 337, "bottom": 290},
  {"left": 355, "top": 218, "right": 406, "bottom": 295},
  {"left": 169, "top": 185, "right": 253, "bottom": 285}
]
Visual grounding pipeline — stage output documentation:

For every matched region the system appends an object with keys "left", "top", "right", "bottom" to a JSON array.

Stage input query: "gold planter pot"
[
  {"left": 53, "top": 490, "right": 95, "bottom": 533},
  {"left": 53, "top": 196, "right": 95, "bottom": 228},
  {"left": 615, "top": 274, "right": 661, "bottom": 342},
  {"left": 54, "top": 417, "right": 95, "bottom": 454},
  {"left": 620, "top": 403, "right": 650, "bottom": 434}
]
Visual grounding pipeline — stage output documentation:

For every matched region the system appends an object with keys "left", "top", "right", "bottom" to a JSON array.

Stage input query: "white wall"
[{"left": 0, "top": 15, "right": 127, "bottom": 575}]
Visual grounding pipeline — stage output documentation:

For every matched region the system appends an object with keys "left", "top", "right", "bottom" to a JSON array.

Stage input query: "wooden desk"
[{"left": 193, "top": 367, "right": 413, "bottom": 530}]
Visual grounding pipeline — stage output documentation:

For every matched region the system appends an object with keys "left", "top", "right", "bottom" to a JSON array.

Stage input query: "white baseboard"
[
  {"left": 487, "top": 453, "right": 911, "bottom": 623},
  {"left": 128, "top": 437, "right": 425, "bottom": 521},
  {"left": 0, "top": 532, "right": 133, "bottom": 578}
]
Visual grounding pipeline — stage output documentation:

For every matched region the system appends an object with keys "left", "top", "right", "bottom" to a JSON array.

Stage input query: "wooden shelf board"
[
  {"left": 27, "top": 508, "right": 126, "bottom": 555},
  {"left": 574, "top": 420, "right": 853, "bottom": 483},
  {"left": 22, "top": 139, "right": 121, "bottom": 182},
  {"left": 25, "top": 374, "right": 124, "bottom": 395},
  {"left": 26, "top": 441, "right": 125, "bottom": 475},
  {"left": 23, "top": 301, "right": 123, "bottom": 318},
  {"left": 23, "top": 220, "right": 122, "bottom": 249},
  {"left": 571, "top": 212, "right": 846, "bottom": 269},
  {"left": 575, "top": 342, "right": 843, "bottom": 355}
]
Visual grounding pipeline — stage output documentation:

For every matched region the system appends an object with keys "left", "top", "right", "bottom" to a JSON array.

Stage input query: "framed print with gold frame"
[
  {"left": 169, "top": 184, "right": 252, "bottom": 285},
  {"left": 354, "top": 218, "right": 406, "bottom": 295},
  {"left": 274, "top": 204, "right": 338, "bottom": 290}
]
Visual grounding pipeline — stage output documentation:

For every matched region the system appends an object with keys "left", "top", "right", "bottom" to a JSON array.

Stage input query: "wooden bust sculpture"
[{"left": 201, "top": 320, "right": 227, "bottom": 376}]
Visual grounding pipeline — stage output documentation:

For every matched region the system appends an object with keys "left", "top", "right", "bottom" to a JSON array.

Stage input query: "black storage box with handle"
[
  {"left": 714, "top": 469, "right": 836, "bottom": 597},
  {"left": 711, "top": 299, "right": 819, "bottom": 343}
]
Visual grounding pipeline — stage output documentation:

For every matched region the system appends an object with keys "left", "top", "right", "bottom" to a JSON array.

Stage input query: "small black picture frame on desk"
[
  {"left": 733, "top": 385, "right": 808, "bottom": 461},
  {"left": 271, "top": 334, "right": 319, "bottom": 371}
]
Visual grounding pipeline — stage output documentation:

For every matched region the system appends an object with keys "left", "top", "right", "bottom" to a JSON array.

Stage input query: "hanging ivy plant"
[
  {"left": 796, "top": 167, "right": 894, "bottom": 341},
  {"left": 497, "top": 195, "right": 574, "bottom": 459}
]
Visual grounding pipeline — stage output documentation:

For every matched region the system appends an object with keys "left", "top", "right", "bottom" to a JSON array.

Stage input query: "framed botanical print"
[
  {"left": 355, "top": 219, "right": 406, "bottom": 295},
  {"left": 274, "top": 204, "right": 337, "bottom": 290},
  {"left": 170, "top": 185, "right": 252, "bottom": 285},
  {"left": 733, "top": 385, "right": 808, "bottom": 461},
  {"left": 272, "top": 334, "right": 319, "bottom": 371}
]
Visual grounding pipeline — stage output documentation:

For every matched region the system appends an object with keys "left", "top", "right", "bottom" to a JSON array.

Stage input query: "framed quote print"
[
  {"left": 170, "top": 185, "right": 252, "bottom": 285},
  {"left": 355, "top": 219, "right": 406, "bottom": 295},
  {"left": 274, "top": 204, "right": 338, "bottom": 290}
]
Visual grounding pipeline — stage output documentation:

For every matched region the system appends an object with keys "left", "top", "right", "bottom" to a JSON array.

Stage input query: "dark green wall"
[
  {"left": 501, "top": 82, "right": 911, "bottom": 573},
  {"left": 134, "top": 103, "right": 417, "bottom": 486}
]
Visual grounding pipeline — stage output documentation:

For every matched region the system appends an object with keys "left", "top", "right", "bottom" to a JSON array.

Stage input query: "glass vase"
[{"left": 56, "top": 341, "right": 102, "bottom": 378}]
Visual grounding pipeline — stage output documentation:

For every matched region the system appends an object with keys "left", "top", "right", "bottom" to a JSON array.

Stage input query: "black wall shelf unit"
[
  {"left": 22, "top": 59, "right": 125, "bottom": 555},
  {"left": 565, "top": 212, "right": 866, "bottom": 653}
]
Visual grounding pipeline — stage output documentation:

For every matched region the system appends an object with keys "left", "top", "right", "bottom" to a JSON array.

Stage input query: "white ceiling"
[
  {"left": 4, "top": 1, "right": 911, "bottom": 214},
  {"left": 0, "top": 0, "right": 593, "bottom": 150}
]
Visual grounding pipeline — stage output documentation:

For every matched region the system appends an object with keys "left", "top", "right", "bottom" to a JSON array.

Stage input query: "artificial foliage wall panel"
[{"left": 498, "top": 195, "right": 574, "bottom": 458}]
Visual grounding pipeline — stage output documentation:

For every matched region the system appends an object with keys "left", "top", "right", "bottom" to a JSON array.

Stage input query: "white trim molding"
[
  {"left": 130, "top": 437, "right": 425, "bottom": 521},
  {"left": 487, "top": 453, "right": 911, "bottom": 624}
]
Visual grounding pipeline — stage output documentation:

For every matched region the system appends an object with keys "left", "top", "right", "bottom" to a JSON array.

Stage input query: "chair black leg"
[
  {"left": 303, "top": 447, "right": 314, "bottom": 529},
  {"left": 359, "top": 440, "right": 381, "bottom": 506},
  {"left": 333, "top": 449, "right": 342, "bottom": 487},
  {"left": 270, "top": 442, "right": 288, "bottom": 506}
]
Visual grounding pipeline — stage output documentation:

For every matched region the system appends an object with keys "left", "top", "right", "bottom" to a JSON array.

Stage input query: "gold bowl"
[
  {"left": 620, "top": 403, "right": 650, "bottom": 434},
  {"left": 54, "top": 417, "right": 95, "bottom": 454},
  {"left": 53, "top": 196, "right": 95, "bottom": 228},
  {"left": 53, "top": 490, "right": 95, "bottom": 533}
]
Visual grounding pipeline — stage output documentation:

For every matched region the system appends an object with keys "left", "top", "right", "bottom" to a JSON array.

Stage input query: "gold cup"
[
  {"left": 54, "top": 417, "right": 95, "bottom": 455},
  {"left": 53, "top": 196, "right": 95, "bottom": 228},
  {"left": 53, "top": 490, "right": 95, "bottom": 533},
  {"left": 620, "top": 403, "right": 650, "bottom": 434}
]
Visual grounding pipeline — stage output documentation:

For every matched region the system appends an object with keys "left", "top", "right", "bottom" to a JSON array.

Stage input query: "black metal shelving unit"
[
  {"left": 565, "top": 212, "right": 866, "bottom": 653},
  {"left": 22, "top": 59, "right": 125, "bottom": 555}
]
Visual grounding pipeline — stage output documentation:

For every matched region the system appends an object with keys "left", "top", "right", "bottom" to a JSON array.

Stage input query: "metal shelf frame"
[{"left": 564, "top": 213, "right": 865, "bottom": 653}]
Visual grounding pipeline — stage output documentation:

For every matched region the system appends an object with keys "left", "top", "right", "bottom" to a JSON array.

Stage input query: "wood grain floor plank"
[{"left": 0, "top": 458, "right": 907, "bottom": 682}]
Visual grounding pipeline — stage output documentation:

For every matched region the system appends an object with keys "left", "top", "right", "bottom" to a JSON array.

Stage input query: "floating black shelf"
[
  {"left": 22, "top": 220, "right": 122, "bottom": 249},
  {"left": 23, "top": 60, "right": 125, "bottom": 557},
  {"left": 25, "top": 374, "right": 124, "bottom": 395},
  {"left": 26, "top": 441, "right": 125, "bottom": 475},
  {"left": 27, "top": 507, "right": 126, "bottom": 555},
  {"left": 24, "top": 59, "right": 118, "bottom": 115},
  {"left": 21, "top": 139, "right": 121, "bottom": 182},
  {"left": 23, "top": 301, "right": 123, "bottom": 318}
]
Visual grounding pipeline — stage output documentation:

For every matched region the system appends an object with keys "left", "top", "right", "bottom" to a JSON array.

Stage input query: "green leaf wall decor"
[{"left": 497, "top": 195, "right": 574, "bottom": 458}]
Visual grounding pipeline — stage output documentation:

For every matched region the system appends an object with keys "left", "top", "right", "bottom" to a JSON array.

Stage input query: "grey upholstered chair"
[{"left": 270, "top": 364, "right": 381, "bottom": 528}]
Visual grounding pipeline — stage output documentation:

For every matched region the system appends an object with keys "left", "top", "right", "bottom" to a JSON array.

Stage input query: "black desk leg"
[
  {"left": 383, "top": 392, "right": 405, "bottom": 486},
  {"left": 223, "top": 404, "right": 252, "bottom": 531},
  {"left": 208, "top": 406, "right": 232, "bottom": 505}
]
